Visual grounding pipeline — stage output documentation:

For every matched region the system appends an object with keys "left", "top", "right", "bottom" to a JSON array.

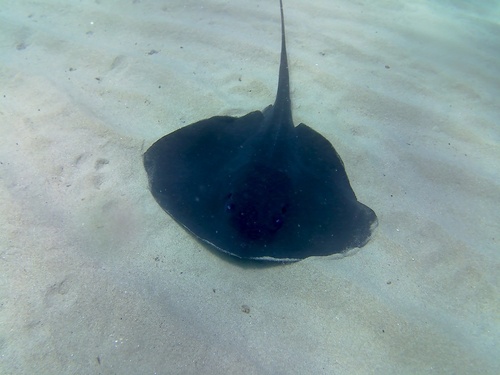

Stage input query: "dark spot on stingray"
[
  {"left": 143, "top": 0, "right": 377, "bottom": 262},
  {"left": 241, "top": 305, "right": 251, "bottom": 314}
]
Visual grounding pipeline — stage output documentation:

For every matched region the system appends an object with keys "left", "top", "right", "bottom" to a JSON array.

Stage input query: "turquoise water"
[{"left": 0, "top": 0, "right": 498, "bottom": 373}]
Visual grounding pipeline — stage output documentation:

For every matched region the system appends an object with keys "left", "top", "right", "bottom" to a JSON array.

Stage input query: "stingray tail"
[{"left": 273, "top": 0, "right": 293, "bottom": 127}]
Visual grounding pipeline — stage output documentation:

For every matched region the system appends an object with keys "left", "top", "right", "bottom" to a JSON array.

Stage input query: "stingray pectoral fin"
[
  {"left": 143, "top": 111, "right": 265, "bottom": 242},
  {"left": 290, "top": 123, "right": 378, "bottom": 255},
  {"left": 294, "top": 123, "right": 353, "bottom": 196},
  {"left": 144, "top": 112, "right": 262, "bottom": 194}
]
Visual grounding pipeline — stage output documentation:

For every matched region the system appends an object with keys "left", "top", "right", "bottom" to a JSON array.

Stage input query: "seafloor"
[{"left": 1, "top": 0, "right": 498, "bottom": 374}]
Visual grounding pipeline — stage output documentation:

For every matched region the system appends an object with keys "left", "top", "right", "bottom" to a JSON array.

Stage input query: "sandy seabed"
[{"left": 1, "top": 0, "right": 499, "bottom": 374}]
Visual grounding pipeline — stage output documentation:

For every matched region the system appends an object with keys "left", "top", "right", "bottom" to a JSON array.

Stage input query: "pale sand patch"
[{"left": 1, "top": 0, "right": 498, "bottom": 374}]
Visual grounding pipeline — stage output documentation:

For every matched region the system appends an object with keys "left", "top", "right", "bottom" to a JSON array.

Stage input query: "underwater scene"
[{"left": 0, "top": 0, "right": 498, "bottom": 373}]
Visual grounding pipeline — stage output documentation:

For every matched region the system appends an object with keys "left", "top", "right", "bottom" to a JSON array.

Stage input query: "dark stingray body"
[{"left": 143, "top": 0, "right": 377, "bottom": 261}]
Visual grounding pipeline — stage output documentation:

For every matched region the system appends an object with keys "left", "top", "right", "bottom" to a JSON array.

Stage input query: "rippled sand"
[{"left": 1, "top": 0, "right": 498, "bottom": 373}]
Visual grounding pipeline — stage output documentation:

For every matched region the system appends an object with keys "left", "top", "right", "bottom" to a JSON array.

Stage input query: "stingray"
[{"left": 143, "top": 0, "right": 377, "bottom": 262}]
